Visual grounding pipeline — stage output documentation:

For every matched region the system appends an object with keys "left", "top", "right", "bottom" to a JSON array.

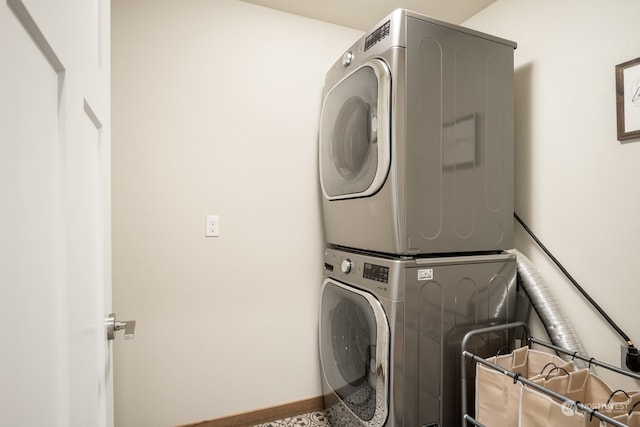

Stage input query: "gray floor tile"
[{"left": 252, "top": 411, "right": 330, "bottom": 427}]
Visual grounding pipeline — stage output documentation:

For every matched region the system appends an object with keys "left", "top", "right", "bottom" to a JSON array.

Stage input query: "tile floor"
[{"left": 252, "top": 411, "right": 330, "bottom": 427}]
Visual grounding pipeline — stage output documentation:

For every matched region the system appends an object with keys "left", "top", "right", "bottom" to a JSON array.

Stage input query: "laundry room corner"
[
  {"left": 110, "top": 1, "right": 362, "bottom": 426},
  {"left": 464, "top": 0, "right": 640, "bottom": 390}
]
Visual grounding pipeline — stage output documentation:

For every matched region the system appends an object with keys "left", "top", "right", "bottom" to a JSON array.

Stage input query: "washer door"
[
  {"left": 319, "top": 278, "right": 389, "bottom": 426},
  {"left": 319, "top": 59, "right": 391, "bottom": 200}
]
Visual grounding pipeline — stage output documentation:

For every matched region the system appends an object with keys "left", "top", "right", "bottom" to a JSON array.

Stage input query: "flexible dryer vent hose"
[{"left": 507, "top": 249, "right": 588, "bottom": 369}]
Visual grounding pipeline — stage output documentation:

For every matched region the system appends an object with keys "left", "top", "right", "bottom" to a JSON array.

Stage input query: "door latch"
[{"left": 105, "top": 313, "right": 136, "bottom": 340}]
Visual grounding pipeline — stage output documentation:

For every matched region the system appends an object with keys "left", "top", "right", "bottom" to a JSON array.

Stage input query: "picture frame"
[{"left": 615, "top": 57, "right": 640, "bottom": 141}]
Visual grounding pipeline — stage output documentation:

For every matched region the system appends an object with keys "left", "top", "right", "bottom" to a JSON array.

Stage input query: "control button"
[
  {"left": 341, "top": 259, "right": 352, "bottom": 274},
  {"left": 342, "top": 51, "right": 353, "bottom": 67}
]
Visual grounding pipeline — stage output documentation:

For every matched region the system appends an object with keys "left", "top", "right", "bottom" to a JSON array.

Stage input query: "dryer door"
[
  {"left": 319, "top": 278, "right": 389, "bottom": 426},
  {"left": 319, "top": 59, "right": 391, "bottom": 200}
]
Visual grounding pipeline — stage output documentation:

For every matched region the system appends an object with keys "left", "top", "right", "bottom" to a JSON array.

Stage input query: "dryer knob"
[
  {"left": 341, "top": 259, "right": 352, "bottom": 274},
  {"left": 342, "top": 51, "right": 353, "bottom": 67}
]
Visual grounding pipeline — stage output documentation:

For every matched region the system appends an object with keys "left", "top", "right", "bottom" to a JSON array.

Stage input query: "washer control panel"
[
  {"left": 363, "top": 262, "right": 389, "bottom": 283},
  {"left": 323, "top": 248, "right": 400, "bottom": 298},
  {"left": 327, "top": 254, "right": 391, "bottom": 284}
]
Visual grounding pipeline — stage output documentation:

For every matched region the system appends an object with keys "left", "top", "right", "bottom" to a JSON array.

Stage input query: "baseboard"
[{"left": 178, "top": 396, "right": 324, "bottom": 427}]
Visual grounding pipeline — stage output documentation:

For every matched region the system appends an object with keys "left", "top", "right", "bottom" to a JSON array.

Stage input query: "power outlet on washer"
[{"left": 205, "top": 215, "right": 220, "bottom": 237}]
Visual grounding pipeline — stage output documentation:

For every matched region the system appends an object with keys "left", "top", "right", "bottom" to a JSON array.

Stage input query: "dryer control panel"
[{"left": 364, "top": 20, "right": 391, "bottom": 51}]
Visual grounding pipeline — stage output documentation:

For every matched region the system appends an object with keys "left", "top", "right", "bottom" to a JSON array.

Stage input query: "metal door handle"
[{"left": 106, "top": 313, "right": 136, "bottom": 340}]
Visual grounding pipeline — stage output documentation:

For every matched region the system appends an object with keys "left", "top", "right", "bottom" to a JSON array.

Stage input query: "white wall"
[
  {"left": 111, "top": 1, "right": 361, "bottom": 425},
  {"left": 465, "top": 0, "right": 640, "bottom": 389}
]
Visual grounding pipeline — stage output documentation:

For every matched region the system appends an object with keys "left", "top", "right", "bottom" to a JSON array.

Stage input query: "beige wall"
[
  {"left": 111, "top": 1, "right": 361, "bottom": 425},
  {"left": 466, "top": 0, "right": 640, "bottom": 389}
]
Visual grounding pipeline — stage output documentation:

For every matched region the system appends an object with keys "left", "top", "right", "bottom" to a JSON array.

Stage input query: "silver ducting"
[{"left": 508, "top": 249, "right": 587, "bottom": 368}]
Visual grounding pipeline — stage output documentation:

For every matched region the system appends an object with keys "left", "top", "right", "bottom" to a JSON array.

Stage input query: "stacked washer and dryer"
[{"left": 318, "top": 10, "right": 519, "bottom": 427}]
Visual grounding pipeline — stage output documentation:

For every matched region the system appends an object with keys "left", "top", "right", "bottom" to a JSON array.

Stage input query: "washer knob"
[{"left": 341, "top": 259, "right": 352, "bottom": 274}]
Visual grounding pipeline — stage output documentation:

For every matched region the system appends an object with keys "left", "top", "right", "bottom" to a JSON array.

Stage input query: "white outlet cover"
[{"left": 205, "top": 215, "right": 220, "bottom": 237}]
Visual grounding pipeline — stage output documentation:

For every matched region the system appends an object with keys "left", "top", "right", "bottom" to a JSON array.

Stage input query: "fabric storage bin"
[
  {"left": 475, "top": 346, "right": 575, "bottom": 426},
  {"left": 613, "top": 401, "right": 640, "bottom": 427},
  {"left": 524, "top": 369, "right": 615, "bottom": 427}
]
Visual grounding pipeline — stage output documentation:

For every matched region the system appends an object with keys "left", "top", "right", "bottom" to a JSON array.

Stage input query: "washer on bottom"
[
  {"left": 319, "top": 247, "right": 518, "bottom": 427},
  {"left": 320, "top": 277, "right": 390, "bottom": 426}
]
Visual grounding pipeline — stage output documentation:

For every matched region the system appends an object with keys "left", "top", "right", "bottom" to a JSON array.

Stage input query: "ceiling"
[{"left": 240, "top": 0, "right": 496, "bottom": 31}]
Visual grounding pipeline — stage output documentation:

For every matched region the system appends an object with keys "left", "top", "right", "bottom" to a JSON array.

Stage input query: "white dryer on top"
[{"left": 319, "top": 9, "right": 517, "bottom": 256}]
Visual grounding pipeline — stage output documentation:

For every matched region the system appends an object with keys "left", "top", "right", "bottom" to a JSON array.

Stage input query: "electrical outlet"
[
  {"left": 621, "top": 344, "right": 640, "bottom": 373},
  {"left": 205, "top": 215, "right": 220, "bottom": 237},
  {"left": 621, "top": 345, "right": 629, "bottom": 372}
]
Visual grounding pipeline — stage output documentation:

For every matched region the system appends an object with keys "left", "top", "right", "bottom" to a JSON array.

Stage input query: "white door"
[{"left": 0, "top": 0, "right": 113, "bottom": 426}]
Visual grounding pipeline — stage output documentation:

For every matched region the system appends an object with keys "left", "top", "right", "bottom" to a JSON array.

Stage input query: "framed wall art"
[{"left": 616, "top": 57, "right": 640, "bottom": 141}]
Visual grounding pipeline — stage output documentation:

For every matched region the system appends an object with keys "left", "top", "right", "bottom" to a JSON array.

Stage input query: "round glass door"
[
  {"left": 319, "top": 279, "right": 389, "bottom": 426},
  {"left": 319, "top": 59, "right": 391, "bottom": 200}
]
